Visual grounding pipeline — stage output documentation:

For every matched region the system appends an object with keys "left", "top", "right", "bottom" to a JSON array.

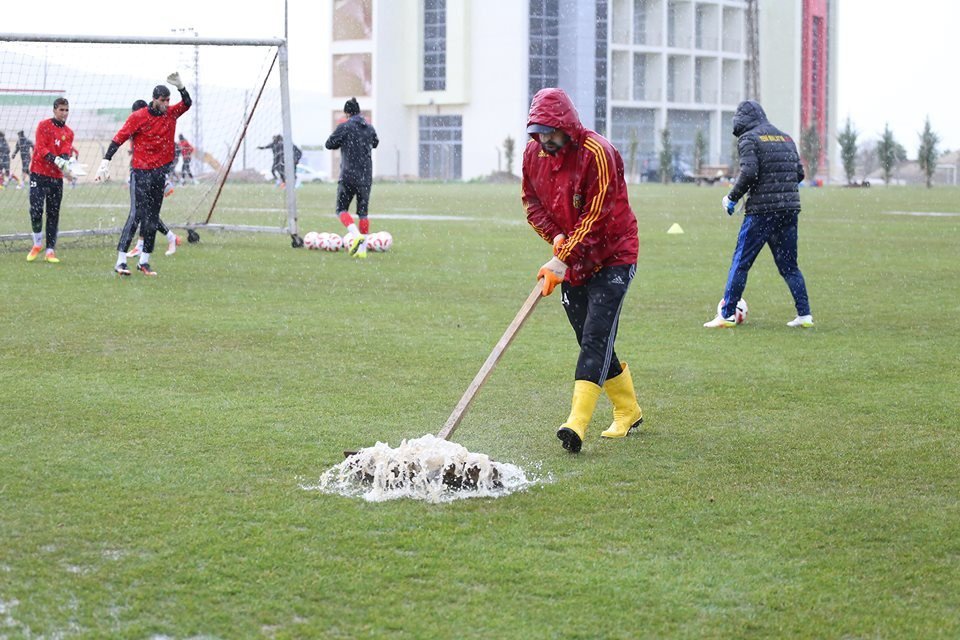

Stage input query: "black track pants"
[
  {"left": 124, "top": 167, "right": 166, "bottom": 254},
  {"left": 335, "top": 179, "right": 372, "bottom": 218},
  {"left": 28, "top": 173, "right": 63, "bottom": 250},
  {"left": 117, "top": 173, "right": 170, "bottom": 252},
  {"left": 561, "top": 264, "right": 636, "bottom": 385}
]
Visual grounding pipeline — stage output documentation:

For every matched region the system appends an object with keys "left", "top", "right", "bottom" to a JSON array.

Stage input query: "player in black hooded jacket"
[
  {"left": 704, "top": 99, "right": 813, "bottom": 329},
  {"left": 326, "top": 97, "right": 379, "bottom": 258}
]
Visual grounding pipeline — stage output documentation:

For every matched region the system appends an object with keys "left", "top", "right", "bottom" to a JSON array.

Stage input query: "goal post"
[{"left": 0, "top": 32, "right": 301, "bottom": 247}]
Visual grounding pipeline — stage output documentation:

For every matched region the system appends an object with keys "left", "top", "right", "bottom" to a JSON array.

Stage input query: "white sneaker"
[
  {"left": 164, "top": 234, "right": 181, "bottom": 256},
  {"left": 787, "top": 315, "right": 814, "bottom": 328},
  {"left": 703, "top": 315, "right": 736, "bottom": 328}
]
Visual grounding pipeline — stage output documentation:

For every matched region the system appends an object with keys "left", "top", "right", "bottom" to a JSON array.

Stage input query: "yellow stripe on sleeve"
[{"left": 559, "top": 138, "right": 609, "bottom": 261}]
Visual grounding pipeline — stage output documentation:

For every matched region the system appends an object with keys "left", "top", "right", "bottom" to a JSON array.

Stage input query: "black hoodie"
[
  {"left": 325, "top": 114, "right": 379, "bottom": 185},
  {"left": 728, "top": 100, "right": 805, "bottom": 215}
]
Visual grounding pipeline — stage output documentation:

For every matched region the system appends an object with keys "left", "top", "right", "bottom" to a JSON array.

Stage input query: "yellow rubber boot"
[
  {"left": 601, "top": 363, "right": 643, "bottom": 438},
  {"left": 556, "top": 380, "right": 602, "bottom": 453}
]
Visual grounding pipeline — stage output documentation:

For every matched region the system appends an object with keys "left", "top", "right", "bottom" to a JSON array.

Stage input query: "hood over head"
[
  {"left": 526, "top": 88, "right": 584, "bottom": 140},
  {"left": 732, "top": 100, "right": 768, "bottom": 136}
]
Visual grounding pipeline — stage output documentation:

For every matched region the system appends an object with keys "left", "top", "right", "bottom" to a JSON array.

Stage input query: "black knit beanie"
[{"left": 344, "top": 97, "right": 360, "bottom": 115}]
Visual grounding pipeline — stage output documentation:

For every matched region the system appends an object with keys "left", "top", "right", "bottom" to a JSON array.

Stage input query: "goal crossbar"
[{"left": 0, "top": 33, "right": 284, "bottom": 47}]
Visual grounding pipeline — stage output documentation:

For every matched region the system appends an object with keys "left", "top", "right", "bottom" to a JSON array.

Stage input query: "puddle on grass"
[{"left": 302, "top": 434, "right": 549, "bottom": 503}]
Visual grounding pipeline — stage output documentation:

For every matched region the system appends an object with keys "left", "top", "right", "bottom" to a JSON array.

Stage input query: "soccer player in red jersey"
[
  {"left": 96, "top": 73, "right": 191, "bottom": 276},
  {"left": 25, "top": 97, "right": 74, "bottom": 263},
  {"left": 177, "top": 134, "right": 196, "bottom": 184}
]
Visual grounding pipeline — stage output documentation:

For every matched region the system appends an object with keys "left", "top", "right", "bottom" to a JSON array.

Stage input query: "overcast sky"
[
  {"left": 836, "top": 0, "right": 958, "bottom": 152},
  {"left": 4, "top": 0, "right": 958, "bottom": 152}
]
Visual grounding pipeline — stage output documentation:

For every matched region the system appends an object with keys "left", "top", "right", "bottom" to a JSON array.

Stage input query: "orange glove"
[{"left": 537, "top": 256, "right": 567, "bottom": 296}]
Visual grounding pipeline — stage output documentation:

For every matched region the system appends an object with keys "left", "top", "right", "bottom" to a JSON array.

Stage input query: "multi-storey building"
[{"left": 321, "top": 0, "right": 837, "bottom": 182}]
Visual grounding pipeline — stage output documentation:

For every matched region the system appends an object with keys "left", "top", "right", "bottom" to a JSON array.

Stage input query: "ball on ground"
[
  {"left": 367, "top": 231, "right": 392, "bottom": 252},
  {"left": 322, "top": 232, "right": 343, "bottom": 252},
  {"left": 718, "top": 298, "right": 748, "bottom": 324}
]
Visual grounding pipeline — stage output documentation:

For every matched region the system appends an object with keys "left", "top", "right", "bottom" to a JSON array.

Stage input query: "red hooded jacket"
[{"left": 521, "top": 88, "right": 638, "bottom": 286}]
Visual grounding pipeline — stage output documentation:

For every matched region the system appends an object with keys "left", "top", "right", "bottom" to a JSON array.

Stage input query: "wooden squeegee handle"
[{"left": 436, "top": 279, "right": 545, "bottom": 442}]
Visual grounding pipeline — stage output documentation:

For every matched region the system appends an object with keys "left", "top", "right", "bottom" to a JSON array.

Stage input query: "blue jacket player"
[{"left": 704, "top": 100, "right": 813, "bottom": 329}]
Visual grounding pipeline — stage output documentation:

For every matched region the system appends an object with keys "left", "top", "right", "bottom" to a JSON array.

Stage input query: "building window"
[
  {"left": 611, "top": 107, "right": 656, "bottom": 180},
  {"left": 695, "top": 7, "right": 705, "bottom": 49},
  {"left": 811, "top": 16, "right": 823, "bottom": 122},
  {"left": 667, "top": 57, "right": 676, "bottom": 101},
  {"left": 333, "top": 53, "right": 372, "bottom": 97},
  {"left": 423, "top": 0, "right": 446, "bottom": 91},
  {"left": 595, "top": 0, "right": 608, "bottom": 135},
  {"left": 528, "top": 0, "right": 559, "bottom": 103},
  {"left": 721, "top": 111, "right": 735, "bottom": 164},
  {"left": 632, "top": 53, "right": 646, "bottom": 101},
  {"left": 666, "top": 109, "right": 710, "bottom": 165},
  {"left": 333, "top": 0, "right": 372, "bottom": 41},
  {"left": 694, "top": 58, "right": 703, "bottom": 102},
  {"left": 667, "top": 1, "right": 677, "bottom": 46},
  {"left": 633, "top": 0, "right": 647, "bottom": 45},
  {"left": 419, "top": 115, "right": 462, "bottom": 180}
]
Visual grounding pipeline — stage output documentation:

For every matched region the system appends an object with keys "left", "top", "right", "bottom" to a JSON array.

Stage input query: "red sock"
[
  {"left": 358, "top": 218, "right": 370, "bottom": 234},
  {"left": 339, "top": 211, "right": 354, "bottom": 227}
]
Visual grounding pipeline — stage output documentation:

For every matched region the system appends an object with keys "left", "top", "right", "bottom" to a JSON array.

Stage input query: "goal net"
[{"left": 0, "top": 33, "right": 300, "bottom": 248}]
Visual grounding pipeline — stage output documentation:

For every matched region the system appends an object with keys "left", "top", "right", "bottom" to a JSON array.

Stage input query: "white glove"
[
  {"left": 67, "top": 158, "right": 87, "bottom": 178},
  {"left": 552, "top": 233, "right": 567, "bottom": 253},
  {"left": 94, "top": 158, "right": 111, "bottom": 183},
  {"left": 167, "top": 72, "right": 184, "bottom": 90},
  {"left": 722, "top": 195, "right": 737, "bottom": 216},
  {"left": 53, "top": 156, "right": 74, "bottom": 179}
]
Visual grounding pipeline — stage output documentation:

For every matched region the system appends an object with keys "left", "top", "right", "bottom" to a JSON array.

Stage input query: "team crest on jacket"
[{"left": 572, "top": 193, "right": 584, "bottom": 209}]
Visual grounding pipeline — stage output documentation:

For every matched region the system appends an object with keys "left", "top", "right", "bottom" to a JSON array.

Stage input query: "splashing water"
[{"left": 303, "top": 434, "right": 541, "bottom": 503}]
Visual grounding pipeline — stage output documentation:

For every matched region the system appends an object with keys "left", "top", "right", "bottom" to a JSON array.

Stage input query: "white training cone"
[{"left": 667, "top": 223, "right": 684, "bottom": 234}]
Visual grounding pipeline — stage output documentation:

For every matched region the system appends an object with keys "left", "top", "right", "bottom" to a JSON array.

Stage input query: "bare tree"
[
  {"left": 800, "top": 126, "right": 822, "bottom": 183},
  {"left": 503, "top": 136, "right": 515, "bottom": 175},
  {"left": 877, "top": 124, "right": 906, "bottom": 185},
  {"left": 693, "top": 128, "right": 706, "bottom": 174},
  {"left": 627, "top": 128, "right": 639, "bottom": 183},
  {"left": 917, "top": 116, "right": 941, "bottom": 188},
  {"left": 837, "top": 117, "right": 858, "bottom": 185},
  {"left": 659, "top": 128, "right": 673, "bottom": 184}
]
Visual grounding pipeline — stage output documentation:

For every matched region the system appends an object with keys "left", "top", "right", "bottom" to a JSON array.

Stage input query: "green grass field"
[{"left": 2, "top": 182, "right": 959, "bottom": 638}]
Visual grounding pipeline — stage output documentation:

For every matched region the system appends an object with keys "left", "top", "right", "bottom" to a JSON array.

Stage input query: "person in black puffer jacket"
[
  {"left": 704, "top": 100, "right": 814, "bottom": 329},
  {"left": 326, "top": 97, "right": 379, "bottom": 258}
]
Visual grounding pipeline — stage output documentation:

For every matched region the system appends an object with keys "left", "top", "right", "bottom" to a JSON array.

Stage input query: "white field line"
[
  {"left": 68, "top": 203, "right": 524, "bottom": 224},
  {"left": 882, "top": 211, "right": 960, "bottom": 217},
  {"left": 231, "top": 209, "right": 524, "bottom": 225}
]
